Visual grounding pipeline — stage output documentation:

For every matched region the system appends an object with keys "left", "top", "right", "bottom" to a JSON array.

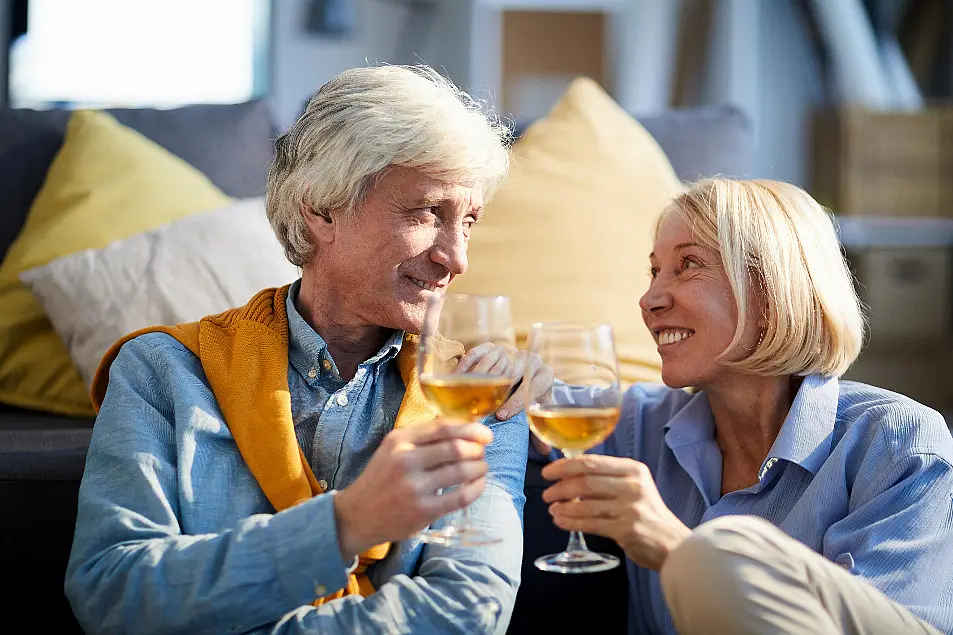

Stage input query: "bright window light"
[{"left": 9, "top": 0, "right": 270, "bottom": 109}]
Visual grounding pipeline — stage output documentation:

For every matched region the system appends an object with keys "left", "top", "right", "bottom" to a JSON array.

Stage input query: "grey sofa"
[{"left": 0, "top": 100, "right": 754, "bottom": 632}]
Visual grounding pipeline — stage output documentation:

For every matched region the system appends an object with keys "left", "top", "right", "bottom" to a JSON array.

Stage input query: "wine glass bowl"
[
  {"left": 525, "top": 322, "right": 623, "bottom": 573},
  {"left": 416, "top": 293, "right": 517, "bottom": 547}
]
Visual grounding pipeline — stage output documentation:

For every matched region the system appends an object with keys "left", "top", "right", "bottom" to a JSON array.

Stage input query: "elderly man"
[{"left": 65, "top": 65, "right": 531, "bottom": 634}]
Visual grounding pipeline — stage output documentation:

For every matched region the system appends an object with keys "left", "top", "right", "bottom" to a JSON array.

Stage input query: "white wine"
[
  {"left": 527, "top": 404, "right": 620, "bottom": 453},
  {"left": 420, "top": 374, "right": 513, "bottom": 420}
]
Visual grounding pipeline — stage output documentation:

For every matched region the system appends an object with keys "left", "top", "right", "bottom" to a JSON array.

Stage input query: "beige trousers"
[{"left": 660, "top": 515, "right": 943, "bottom": 635}]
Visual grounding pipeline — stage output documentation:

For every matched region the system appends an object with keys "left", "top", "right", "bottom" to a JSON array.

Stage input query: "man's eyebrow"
[{"left": 407, "top": 194, "right": 450, "bottom": 207}]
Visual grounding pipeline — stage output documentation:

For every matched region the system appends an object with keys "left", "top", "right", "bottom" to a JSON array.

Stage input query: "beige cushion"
[
  {"left": 19, "top": 198, "right": 299, "bottom": 389},
  {"left": 453, "top": 78, "right": 684, "bottom": 384}
]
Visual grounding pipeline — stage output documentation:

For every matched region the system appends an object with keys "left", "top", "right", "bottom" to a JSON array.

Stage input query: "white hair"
[
  {"left": 266, "top": 65, "right": 512, "bottom": 266},
  {"left": 664, "top": 178, "right": 866, "bottom": 378}
]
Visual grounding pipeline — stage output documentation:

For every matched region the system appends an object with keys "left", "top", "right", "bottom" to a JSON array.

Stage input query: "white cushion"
[{"left": 19, "top": 197, "right": 299, "bottom": 389}]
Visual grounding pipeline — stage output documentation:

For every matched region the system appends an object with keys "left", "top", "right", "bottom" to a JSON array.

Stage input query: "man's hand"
[
  {"left": 452, "top": 344, "right": 554, "bottom": 455},
  {"left": 333, "top": 419, "right": 492, "bottom": 561},
  {"left": 542, "top": 455, "right": 692, "bottom": 571}
]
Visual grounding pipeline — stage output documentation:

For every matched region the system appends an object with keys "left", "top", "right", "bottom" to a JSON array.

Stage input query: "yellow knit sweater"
[{"left": 91, "top": 285, "right": 445, "bottom": 604}]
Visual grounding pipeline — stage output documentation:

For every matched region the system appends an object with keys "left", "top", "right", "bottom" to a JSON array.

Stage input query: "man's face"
[{"left": 313, "top": 166, "right": 484, "bottom": 334}]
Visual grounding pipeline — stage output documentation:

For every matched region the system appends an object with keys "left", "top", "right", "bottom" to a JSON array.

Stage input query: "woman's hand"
[
  {"left": 454, "top": 345, "right": 555, "bottom": 427},
  {"left": 542, "top": 455, "right": 692, "bottom": 571}
]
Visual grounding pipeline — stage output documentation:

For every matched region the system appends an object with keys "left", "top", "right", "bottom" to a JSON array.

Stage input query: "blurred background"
[{"left": 1, "top": 0, "right": 952, "bottom": 414}]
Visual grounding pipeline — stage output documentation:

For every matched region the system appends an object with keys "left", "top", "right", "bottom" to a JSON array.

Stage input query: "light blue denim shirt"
[
  {"left": 603, "top": 375, "right": 953, "bottom": 635},
  {"left": 66, "top": 281, "right": 528, "bottom": 635}
]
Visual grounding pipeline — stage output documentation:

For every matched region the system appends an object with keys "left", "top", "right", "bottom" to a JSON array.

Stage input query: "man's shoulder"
[
  {"left": 108, "top": 332, "right": 208, "bottom": 394},
  {"left": 115, "top": 331, "right": 202, "bottom": 367}
]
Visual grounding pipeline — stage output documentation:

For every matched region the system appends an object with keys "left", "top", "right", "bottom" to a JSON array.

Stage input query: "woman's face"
[{"left": 639, "top": 212, "right": 762, "bottom": 389}]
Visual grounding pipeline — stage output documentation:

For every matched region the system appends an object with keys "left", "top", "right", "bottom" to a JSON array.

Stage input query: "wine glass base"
[
  {"left": 419, "top": 525, "right": 502, "bottom": 547},
  {"left": 535, "top": 550, "right": 620, "bottom": 574}
]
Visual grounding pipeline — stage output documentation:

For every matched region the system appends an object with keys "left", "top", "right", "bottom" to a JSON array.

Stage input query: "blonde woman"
[{"left": 539, "top": 179, "right": 953, "bottom": 635}]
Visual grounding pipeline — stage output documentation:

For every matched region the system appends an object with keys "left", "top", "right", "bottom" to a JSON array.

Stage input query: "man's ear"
[{"left": 302, "top": 204, "right": 335, "bottom": 244}]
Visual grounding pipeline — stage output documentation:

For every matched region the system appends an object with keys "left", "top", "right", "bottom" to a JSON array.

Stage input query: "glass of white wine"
[
  {"left": 525, "top": 322, "right": 622, "bottom": 574},
  {"left": 417, "top": 293, "right": 517, "bottom": 547}
]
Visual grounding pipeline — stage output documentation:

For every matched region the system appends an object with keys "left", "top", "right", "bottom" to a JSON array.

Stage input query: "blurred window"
[{"left": 9, "top": 0, "right": 270, "bottom": 109}]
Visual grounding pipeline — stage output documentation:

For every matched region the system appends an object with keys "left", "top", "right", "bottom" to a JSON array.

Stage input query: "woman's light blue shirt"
[{"left": 604, "top": 375, "right": 953, "bottom": 635}]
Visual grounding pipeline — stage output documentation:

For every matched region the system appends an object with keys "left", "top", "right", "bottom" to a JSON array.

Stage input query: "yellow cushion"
[
  {"left": 453, "top": 78, "right": 683, "bottom": 385},
  {"left": 0, "top": 110, "right": 231, "bottom": 416}
]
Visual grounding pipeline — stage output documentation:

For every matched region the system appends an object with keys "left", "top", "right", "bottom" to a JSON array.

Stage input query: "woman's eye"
[
  {"left": 649, "top": 266, "right": 659, "bottom": 278},
  {"left": 681, "top": 257, "right": 700, "bottom": 271}
]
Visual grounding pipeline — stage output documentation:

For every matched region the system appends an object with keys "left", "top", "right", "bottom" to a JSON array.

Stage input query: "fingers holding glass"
[{"left": 524, "top": 322, "right": 622, "bottom": 573}]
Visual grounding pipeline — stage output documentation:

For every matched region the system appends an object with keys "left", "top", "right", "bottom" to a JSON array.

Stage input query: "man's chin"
[{"left": 387, "top": 302, "right": 426, "bottom": 336}]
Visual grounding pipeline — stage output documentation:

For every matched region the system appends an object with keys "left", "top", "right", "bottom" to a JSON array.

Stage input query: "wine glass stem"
[
  {"left": 457, "top": 416, "right": 483, "bottom": 529},
  {"left": 462, "top": 503, "right": 473, "bottom": 526},
  {"left": 566, "top": 530, "right": 590, "bottom": 553},
  {"left": 560, "top": 449, "right": 592, "bottom": 554}
]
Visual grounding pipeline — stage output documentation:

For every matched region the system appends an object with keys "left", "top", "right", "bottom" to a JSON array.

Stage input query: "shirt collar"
[
  {"left": 662, "top": 374, "right": 839, "bottom": 475},
  {"left": 766, "top": 374, "right": 839, "bottom": 475},
  {"left": 285, "top": 279, "right": 404, "bottom": 382},
  {"left": 662, "top": 390, "right": 716, "bottom": 448}
]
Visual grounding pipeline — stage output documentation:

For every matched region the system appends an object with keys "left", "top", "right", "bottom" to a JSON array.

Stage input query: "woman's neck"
[{"left": 706, "top": 374, "right": 800, "bottom": 487}]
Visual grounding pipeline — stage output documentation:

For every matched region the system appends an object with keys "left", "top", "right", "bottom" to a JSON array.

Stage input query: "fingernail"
[{"left": 497, "top": 409, "right": 508, "bottom": 420}]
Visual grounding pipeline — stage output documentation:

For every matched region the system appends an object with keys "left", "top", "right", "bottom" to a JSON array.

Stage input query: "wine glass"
[
  {"left": 417, "top": 293, "right": 517, "bottom": 546},
  {"left": 525, "top": 322, "right": 622, "bottom": 573}
]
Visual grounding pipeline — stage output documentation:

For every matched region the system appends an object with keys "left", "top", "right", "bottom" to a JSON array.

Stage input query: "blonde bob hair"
[
  {"left": 266, "top": 65, "right": 512, "bottom": 266},
  {"left": 663, "top": 178, "right": 865, "bottom": 378}
]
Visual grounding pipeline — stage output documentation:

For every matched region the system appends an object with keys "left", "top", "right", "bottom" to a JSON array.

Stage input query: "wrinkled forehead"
[
  {"left": 652, "top": 207, "right": 722, "bottom": 258},
  {"left": 380, "top": 166, "right": 484, "bottom": 210}
]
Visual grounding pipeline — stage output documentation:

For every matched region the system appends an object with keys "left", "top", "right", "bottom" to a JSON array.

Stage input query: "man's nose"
[{"left": 430, "top": 229, "right": 468, "bottom": 276}]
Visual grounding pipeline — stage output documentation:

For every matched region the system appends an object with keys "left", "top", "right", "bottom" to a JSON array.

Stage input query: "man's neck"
[{"left": 295, "top": 276, "right": 394, "bottom": 382}]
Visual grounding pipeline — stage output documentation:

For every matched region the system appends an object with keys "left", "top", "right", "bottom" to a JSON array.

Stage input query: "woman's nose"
[{"left": 639, "top": 279, "right": 673, "bottom": 314}]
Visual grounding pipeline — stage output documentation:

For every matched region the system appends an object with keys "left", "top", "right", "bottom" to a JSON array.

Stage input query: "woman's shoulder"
[
  {"left": 623, "top": 382, "right": 697, "bottom": 417},
  {"left": 615, "top": 383, "right": 698, "bottom": 437},
  {"left": 607, "top": 383, "right": 701, "bottom": 462},
  {"left": 835, "top": 379, "right": 953, "bottom": 464}
]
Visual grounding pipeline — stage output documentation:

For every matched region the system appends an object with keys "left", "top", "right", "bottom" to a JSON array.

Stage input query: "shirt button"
[
  {"left": 322, "top": 359, "right": 332, "bottom": 371},
  {"left": 318, "top": 479, "right": 328, "bottom": 491},
  {"left": 308, "top": 368, "right": 317, "bottom": 379},
  {"left": 336, "top": 394, "right": 349, "bottom": 406},
  {"left": 315, "top": 583, "right": 327, "bottom": 596}
]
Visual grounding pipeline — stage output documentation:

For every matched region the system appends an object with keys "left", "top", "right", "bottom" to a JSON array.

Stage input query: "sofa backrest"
[
  {"left": 0, "top": 100, "right": 277, "bottom": 262},
  {"left": 0, "top": 101, "right": 754, "bottom": 264}
]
